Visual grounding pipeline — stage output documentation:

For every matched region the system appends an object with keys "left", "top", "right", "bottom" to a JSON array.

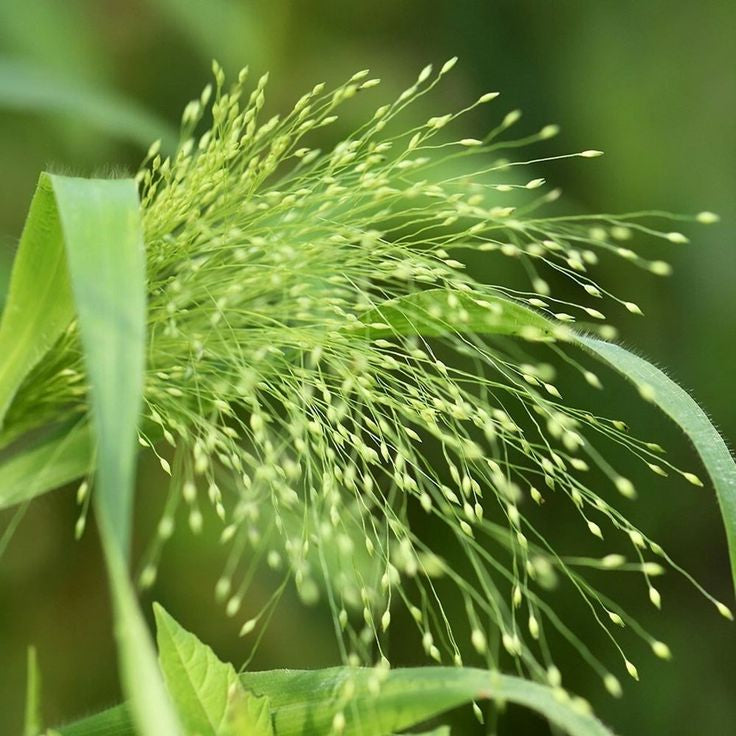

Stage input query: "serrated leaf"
[{"left": 154, "top": 604, "right": 273, "bottom": 736}]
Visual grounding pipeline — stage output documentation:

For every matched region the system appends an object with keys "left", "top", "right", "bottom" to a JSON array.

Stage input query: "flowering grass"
[{"left": 0, "top": 59, "right": 733, "bottom": 735}]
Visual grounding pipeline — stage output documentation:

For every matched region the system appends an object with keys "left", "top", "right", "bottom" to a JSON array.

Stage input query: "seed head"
[{"left": 10, "top": 59, "right": 723, "bottom": 690}]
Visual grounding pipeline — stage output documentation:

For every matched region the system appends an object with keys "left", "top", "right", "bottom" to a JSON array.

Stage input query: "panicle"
[{"left": 11, "top": 59, "right": 723, "bottom": 696}]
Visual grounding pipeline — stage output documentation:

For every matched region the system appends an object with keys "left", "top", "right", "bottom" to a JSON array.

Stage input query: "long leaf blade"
[
  {"left": 48, "top": 174, "right": 144, "bottom": 558},
  {"left": 0, "top": 173, "right": 182, "bottom": 736},
  {"left": 238, "top": 667, "right": 615, "bottom": 736},
  {"left": 356, "top": 289, "right": 736, "bottom": 596},
  {"left": 0, "top": 174, "right": 74, "bottom": 427},
  {"left": 105, "top": 549, "right": 183, "bottom": 736},
  {"left": 0, "top": 422, "right": 91, "bottom": 509},
  {"left": 48, "top": 174, "right": 182, "bottom": 736},
  {"left": 355, "top": 288, "right": 559, "bottom": 341},
  {"left": 57, "top": 666, "right": 616, "bottom": 736},
  {"left": 576, "top": 335, "right": 736, "bottom": 595}
]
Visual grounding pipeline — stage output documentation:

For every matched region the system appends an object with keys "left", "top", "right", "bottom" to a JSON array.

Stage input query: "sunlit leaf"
[
  {"left": 0, "top": 173, "right": 181, "bottom": 736},
  {"left": 154, "top": 604, "right": 273, "bottom": 736},
  {"left": 577, "top": 335, "right": 736, "bottom": 595},
  {"left": 59, "top": 666, "right": 615, "bottom": 736},
  {"left": 0, "top": 174, "right": 74, "bottom": 428}
]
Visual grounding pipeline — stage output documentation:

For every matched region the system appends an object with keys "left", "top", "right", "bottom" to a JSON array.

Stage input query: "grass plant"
[{"left": 0, "top": 59, "right": 732, "bottom": 736}]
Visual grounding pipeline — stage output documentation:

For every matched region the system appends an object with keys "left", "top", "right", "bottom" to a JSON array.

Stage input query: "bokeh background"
[{"left": 1, "top": 1, "right": 734, "bottom": 734}]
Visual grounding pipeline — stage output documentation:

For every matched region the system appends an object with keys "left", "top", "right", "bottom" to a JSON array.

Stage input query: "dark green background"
[{"left": 1, "top": 1, "right": 734, "bottom": 734}]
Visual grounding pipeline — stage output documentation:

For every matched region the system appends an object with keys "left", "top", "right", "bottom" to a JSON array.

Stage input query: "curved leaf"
[
  {"left": 239, "top": 667, "right": 615, "bottom": 736},
  {"left": 576, "top": 335, "right": 736, "bottom": 595},
  {"left": 0, "top": 174, "right": 75, "bottom": 427},
  {"left": 58, "top": 666, "right": 615, "bottom": 736},
  {"left": 0, "top": 173, "right": 181, "bottom": 736},
  {"left": 356, "top": 289, "right": 736, "bottom": 596},
  {"left": 0, "top": 421, "right": 91, "bottom": 510}
]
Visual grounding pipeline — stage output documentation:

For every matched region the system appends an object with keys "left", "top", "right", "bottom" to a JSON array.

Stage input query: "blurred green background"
[{"left": 1, "top": 1, "right": 734, "bottom": 734}]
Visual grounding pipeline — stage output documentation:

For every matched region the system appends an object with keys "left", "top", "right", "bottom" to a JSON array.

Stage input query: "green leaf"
[
  {"left": 355, "top": 288, "right": 560, "bottom": 341},
  {"left": 357, "top": 289, "right": 736, "bottom": 598},
  {"left": 49, "top": 174, "right": 182, "bottom": 736},
  {"left": 0, "top": 242, "right": 12, "bottom": 311},
  {"left": 59, "top": 667, "right": 615, "bottom": 736},
  {"left": 225, "top": 688, "right": 274, "bottom": 736},
  {"left": 48, "top": 174, "right": 146, "bottom": 558},
  {"left": 54, "top": 706, "right": 133, "bottom": 736},
  {"left": 0, "top": 59, "right": 178, "bottom": 150},
  {"left": 106, "top": 550, "right": 183, "bottom": 736},
  {"left": 237, "top": 667, "right": 615, "bottom": 736},
  {"left": 0, "top": 174, "right": 75, "bottom": 428},
  {"left": 24, "top": 646, "right": 42, "bottom": 736},
  {"left": 154, "top": 604, "right": 274, "bottom": 736},
  {"left": 0, "top": 421, "right": 91, "bottom": 510},
  {"left": 576, "top": 335, "right": 736, "bottom": 597},
  {"left": 0, "top": 173, "right": 181, "bottom": 736}
]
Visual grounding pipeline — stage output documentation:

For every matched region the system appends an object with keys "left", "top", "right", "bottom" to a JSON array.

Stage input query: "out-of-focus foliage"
[{"left": 0, "top": 2, "right": 733, "bottom": 735}]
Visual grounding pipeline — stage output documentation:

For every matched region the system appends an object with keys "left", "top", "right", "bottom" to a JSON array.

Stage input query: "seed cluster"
[{"left": 8, "top": 59, "right": 727, "bottom": 703}]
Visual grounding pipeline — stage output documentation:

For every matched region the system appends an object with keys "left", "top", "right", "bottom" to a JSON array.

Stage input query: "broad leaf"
[{"left": 154, "top": 605, "right": 273, "bottom": 736}]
